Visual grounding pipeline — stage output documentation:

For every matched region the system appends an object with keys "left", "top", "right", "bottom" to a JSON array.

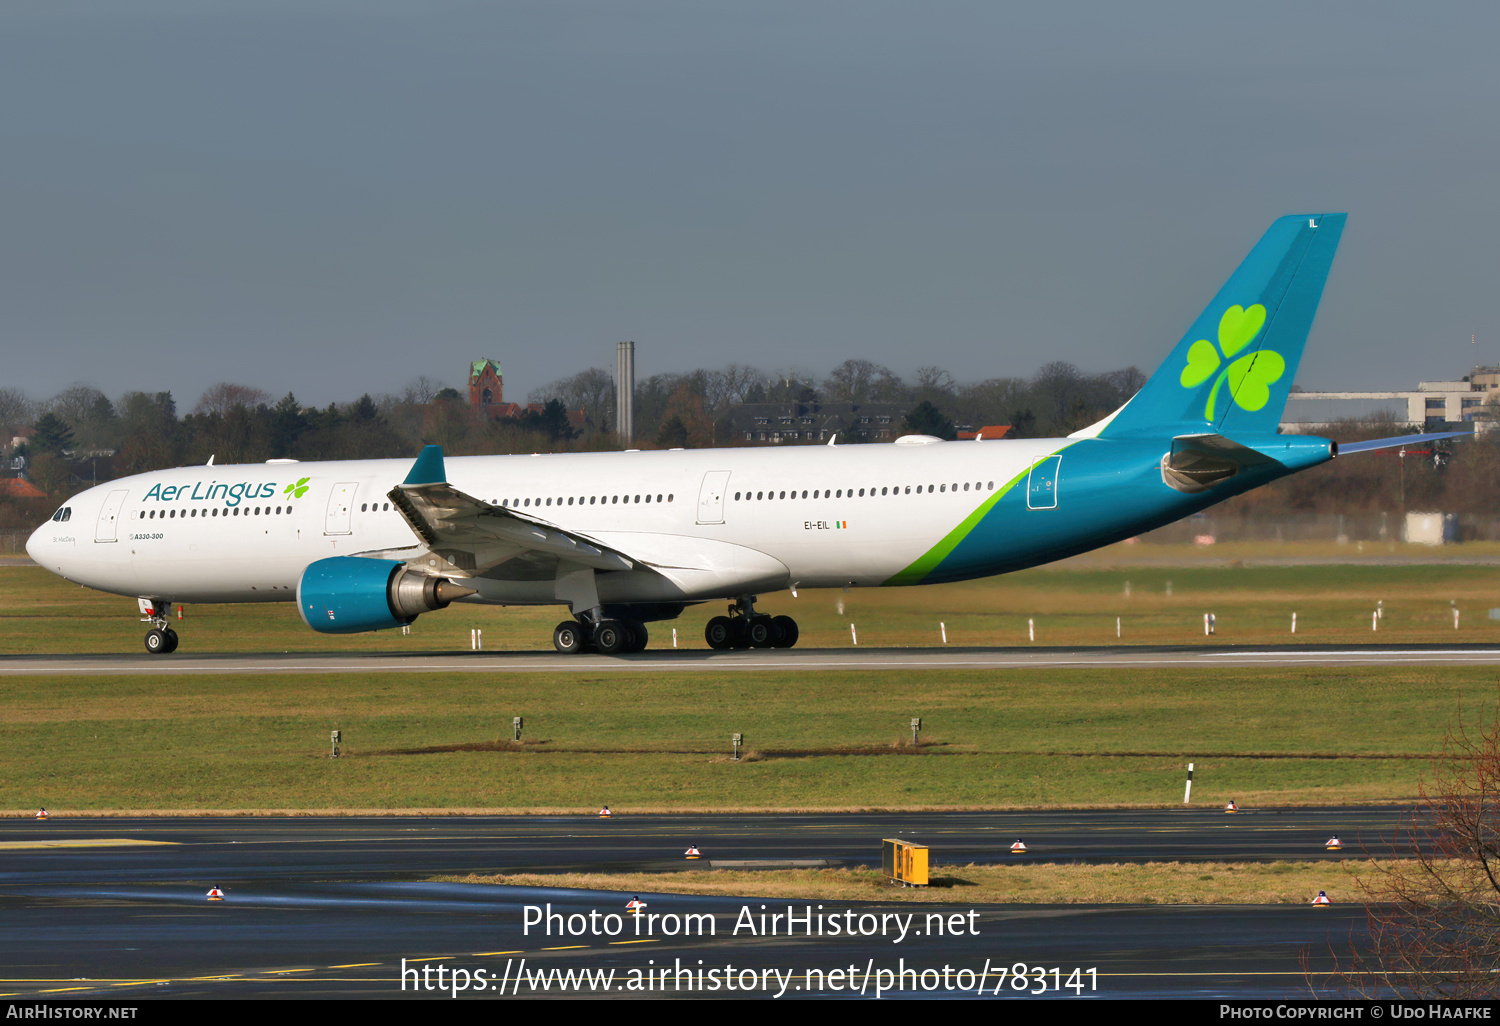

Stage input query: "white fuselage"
[{"left": 28, "top": 437, "right": 1067, "bottom": 610}]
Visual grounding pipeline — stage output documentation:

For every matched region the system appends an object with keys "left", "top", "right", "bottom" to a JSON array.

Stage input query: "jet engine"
[{"left": 296, "top": 556, "right": 477, "bottom": 634}]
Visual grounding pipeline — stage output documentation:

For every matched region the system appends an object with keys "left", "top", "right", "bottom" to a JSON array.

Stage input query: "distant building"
[
  {"left": 0, "top": 478, "right": 44, "bottom": 499},
  {"left": 468, "top": 359, "right": 505, "bottom": 415},
  {"left": 466, "top": 358, "right": 588, "bottom": 431},
  {"left": 1283, "top": 366, "right": 1498, "bottom": 431},
  {"left": 727, "top": 400, "right": 910, "bottom": 443}
]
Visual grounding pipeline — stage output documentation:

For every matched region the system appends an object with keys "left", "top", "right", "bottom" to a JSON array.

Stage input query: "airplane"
[{"left": 25, "top": 213, "right": 1459, "bottom": 656}]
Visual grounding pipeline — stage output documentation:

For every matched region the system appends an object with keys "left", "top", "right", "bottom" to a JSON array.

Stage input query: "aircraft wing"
[{"left": 384, "top": 446, "right": 635, "bottom": 580}]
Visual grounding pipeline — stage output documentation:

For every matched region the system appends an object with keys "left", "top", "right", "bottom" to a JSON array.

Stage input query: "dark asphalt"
[{"left": 0, "top": 809, "right": 1403, "bottom": 999}]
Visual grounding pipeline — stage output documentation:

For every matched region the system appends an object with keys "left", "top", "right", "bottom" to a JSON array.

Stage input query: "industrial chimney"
[{"left": 616, "top": 340, "right": 635, "bottom": 442}]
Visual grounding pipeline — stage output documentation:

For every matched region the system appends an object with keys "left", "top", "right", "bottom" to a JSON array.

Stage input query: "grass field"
[
  {"left": 4, "top": 554, "right": 1499, "bottom": 812},
  {"left": 6, "top": 552, "right": 1500, "bottom": 655},
  {"left": 2, "top": 664, "right": 1494, "bottom": 811},
  {"left": 447, "top": 860, "right": 1372, "bottom": 905}
]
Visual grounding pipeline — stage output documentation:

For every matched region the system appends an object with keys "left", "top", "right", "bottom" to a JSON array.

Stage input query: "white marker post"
[
  {"left": 1372, "top": 611, "right": 1379, "bottom": 632},
  {"left": 672, "top": 628, "right": 678, "bottom": 648},
  {"left": 1454, "top": 609, "right": 1460, "bottom": 630},
  {"left": 1184, "top": 762, "right": 1194, "bottom": 805},
  {"left": 1028, "top": 618, "right": 1035, "bottom": 642},
  {"left": 1116, "top": 617, "right": 1121, "bottom": 639},
  {"left": 1204, "top": 613, "right": 1215, "bottom": 636},
  {"left": 850, "top": 623, "right": 858, "bottom": 645},
  {"left": 1291, "top": 612, "right": 1297, "bottom": 634},
  {"left": 940, "top": 622, "right": 947, "bottom": 644}
]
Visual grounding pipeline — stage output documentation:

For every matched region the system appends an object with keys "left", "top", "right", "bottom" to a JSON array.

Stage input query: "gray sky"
[{"left": 2, "top": 1, "right": 1496, "bottom": 409}]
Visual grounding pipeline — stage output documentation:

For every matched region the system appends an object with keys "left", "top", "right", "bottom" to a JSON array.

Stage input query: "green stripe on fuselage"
[{"left": 885, "top": 442, "right": 1074, "bottom": 586}]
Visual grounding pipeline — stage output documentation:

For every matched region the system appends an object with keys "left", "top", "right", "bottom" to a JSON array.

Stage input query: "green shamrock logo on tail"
[
  {"left": 1179, "top": 304, "right": 1283, "bottom": 421},
  {"left": 283, "top": 477, "right": 311, "bottom": 499}
]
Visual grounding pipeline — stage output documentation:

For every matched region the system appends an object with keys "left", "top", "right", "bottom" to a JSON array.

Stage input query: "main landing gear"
[
  {"left": 705, "top": 596, "right": 799, "bottom": 650},
  {"left": 140, "top": 600, "right": 179, "bottom": 655},
  {"left": 552, "top": 617, "right": 650, "bottom": 655}
]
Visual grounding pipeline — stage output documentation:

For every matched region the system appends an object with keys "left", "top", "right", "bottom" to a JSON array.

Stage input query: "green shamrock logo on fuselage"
[
  {"left": 284, "top": 477, "right": 310, "bottom": 499},
  {"left": 1179, "top": 304, "right": 1284, "bottom": 421}
]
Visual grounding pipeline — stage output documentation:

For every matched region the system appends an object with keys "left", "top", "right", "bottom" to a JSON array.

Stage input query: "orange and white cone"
[
  {"left": 599, "top": 806, "right": 612, "bottom": 818},
  {"left": 1225, "top": 800, "right": 1239, "bottom": 813},
  {"left": 206, "top": 887, "right": 225, "bottom": 901},
  {"left": 626, "top": 897, "right": 647, "bottom": 911},
  {"left": 1325, "top": 836, "right": 1342, "bottom": 851},
  {"left": 1010, "top": 839, "right": 1027, "bottom": 853},
  {"left": 1312, "top": 891, "right": 1331, "bottom": 906},
  {"left": 684, "top": 846, "right": 702, "bottom": 860},
  {"left": 34, "top": 808, "right": 48, "bottom": 820}
]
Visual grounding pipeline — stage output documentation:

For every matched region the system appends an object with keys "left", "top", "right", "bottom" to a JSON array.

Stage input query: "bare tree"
[
  {"left": 530, "top": 368, "right": 617, "bottom": 431},
  {"left": 0, "top": 387, "right": 34, "bottom": 439},
  {"left": 401, "top": 375, "right": 446, "bottom": 406},
  {"left": 1315, "top": 698, "right": 1500, "bottom": 998},
  {"left": 194, "top": 382, "right": 271, "bottom": 417},
  {"left": 48, "top": 384, "right": 107, "bottom": 426},
  {"left": 823, "top": 359, "right": 899, "bottom": 403}
]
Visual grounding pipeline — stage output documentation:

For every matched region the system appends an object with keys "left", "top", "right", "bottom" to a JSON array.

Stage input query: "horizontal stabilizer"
[{"left": 1336, "top": 431, "right": 1471, "bottom": 455}]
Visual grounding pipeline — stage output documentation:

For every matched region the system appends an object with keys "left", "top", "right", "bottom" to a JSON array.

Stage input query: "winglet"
[{"left": 403, "top": 445, "right": 447, "bottom": 486}]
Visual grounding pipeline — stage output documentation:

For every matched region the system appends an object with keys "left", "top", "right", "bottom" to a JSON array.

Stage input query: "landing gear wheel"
[
  {"left": 593, "top": 620, "right": 627, "bottom": 655},
  {"left": 162, "top": 628, "right": 179, "bottom": 654},
  {"left": 145, "top": 629, "right": 168, "bottom": 655},
  {"left": 771, "top": 616, "right": 798, "bottom": 648},
  {"left": 747, "top": 616, "right": 774, "bottom": 649},
  {"left": 553, "top": 620, "right": 584, "bottom": 654},
  {"left": 731, "top": 617, "right": 752, "bottom": 649},
  {"left": 623, "top": 620, "right": 648, "bottom": 653},
  {"left": 705, "top": 616, "right": 735, "bottom": 650}
]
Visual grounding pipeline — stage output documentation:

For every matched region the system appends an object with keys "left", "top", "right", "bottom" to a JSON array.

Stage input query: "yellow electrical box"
[{"left": 882, "top": 838, "right": 929, "bottom": 886}]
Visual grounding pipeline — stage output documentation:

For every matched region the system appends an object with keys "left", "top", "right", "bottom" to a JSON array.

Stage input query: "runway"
[
  {"left": 6, "top": 643, "right": 1500, "bottom": 675},
  {"left": 0, "top": 809, "right": 1401, "bottom": 999}
]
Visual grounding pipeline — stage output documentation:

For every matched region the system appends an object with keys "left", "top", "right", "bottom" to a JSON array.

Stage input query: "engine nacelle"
[{"left": 296, "top": 556, "right": 476, "bottom": 634}]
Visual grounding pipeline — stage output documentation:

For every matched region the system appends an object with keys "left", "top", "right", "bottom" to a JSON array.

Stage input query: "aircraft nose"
[{"left": 25, "top": 519, "right": 50, "bottom": 562}]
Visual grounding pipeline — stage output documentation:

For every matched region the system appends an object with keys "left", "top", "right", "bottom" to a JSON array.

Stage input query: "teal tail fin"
[{"left": 1097, "top": 214, "right": 1346, "bottom": 439}]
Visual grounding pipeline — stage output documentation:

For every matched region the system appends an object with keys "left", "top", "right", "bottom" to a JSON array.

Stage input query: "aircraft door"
[
  {"left": 94, "top": 489, "right": 129, "bottom": 543},
  {"left": 324, "top": 482, "right": 357, "bottom": 535},
  {"left": 1027, "top": 456, "right": 1061, "bottom": 510},
  {"left": 696, "top": 471, "right": 731, "bottom": 525}
]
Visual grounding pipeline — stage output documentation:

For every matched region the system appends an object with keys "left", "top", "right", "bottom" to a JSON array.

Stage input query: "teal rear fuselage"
[{"left": 900, "top": 433, "right": 1333, "bottom": 585}]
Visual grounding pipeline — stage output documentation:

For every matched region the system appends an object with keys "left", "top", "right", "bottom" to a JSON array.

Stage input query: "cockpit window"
[{"left": 51, "top": 507, "right": 71, "bottom": 522}]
